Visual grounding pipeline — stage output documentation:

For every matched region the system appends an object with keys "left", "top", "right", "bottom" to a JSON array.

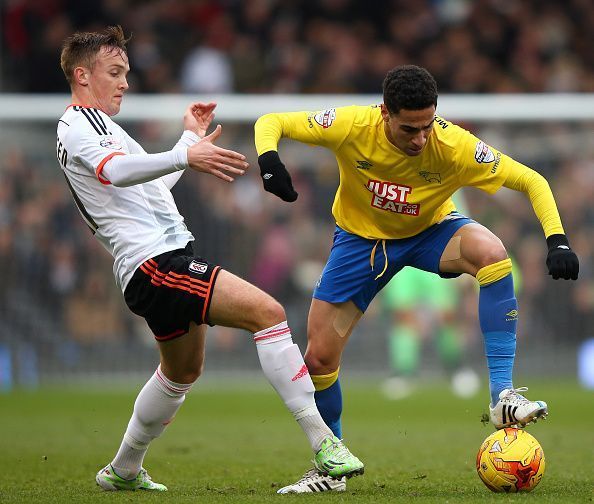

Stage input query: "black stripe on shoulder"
[
  {"left": 80, "top": 108, "right": 102, "bottom": 135},
  {"left": 71, "top": 106, "right": 109, "bottom": 134},
  {"left": 58, "top": 119, "right": 70, "bottom": 126},
  {"left": 90, "top": 108, "right": 109, "bottom": 133}
]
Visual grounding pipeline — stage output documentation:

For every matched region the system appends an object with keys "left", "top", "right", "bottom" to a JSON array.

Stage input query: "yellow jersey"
[{"left": 255, "top": 105, "right": 524, "bottom": 240}]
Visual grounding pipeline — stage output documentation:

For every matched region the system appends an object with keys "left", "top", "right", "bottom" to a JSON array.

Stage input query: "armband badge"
[
  {"left": 314, "top": 108, "right": 336, "bottom": 129},
  {"left": 100, "top": 136, "right": 123, "bottom": 150},
  {"left": 474, "top": 141, "right": 495, "bottom": 163}
]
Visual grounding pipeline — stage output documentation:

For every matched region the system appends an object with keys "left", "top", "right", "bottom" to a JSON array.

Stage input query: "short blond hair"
[{"left": 60, "top": 25, "right": 130, "bottom": 85}]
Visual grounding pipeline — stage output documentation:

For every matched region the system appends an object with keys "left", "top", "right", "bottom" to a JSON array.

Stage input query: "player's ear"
[
  {"left": 380, "top": 104, "right": 390, "bottom": 123},
  {"left": 74, "top": 66, "right": 89, "bottom": 86}
]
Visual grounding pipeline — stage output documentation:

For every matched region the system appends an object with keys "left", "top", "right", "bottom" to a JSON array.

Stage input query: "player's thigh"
[
  {"left": 158, "top": 321, "right": 206, "bottom": 383},
  {"left": 209, "top": 269, "right": 285, "bottom": 333},
  {"left": 315, "top": 227, "right": 390, "bottom": 313},
  {"left": 305, "top": 298, "right": 362, "bottom": 372},
  {"left": 440, "top": 223, "right": 507, "bottom": 276}
]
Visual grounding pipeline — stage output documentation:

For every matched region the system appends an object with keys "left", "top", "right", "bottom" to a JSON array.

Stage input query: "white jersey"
[{"left": 56, "top": 105, "right": 194, "bottom": 292}]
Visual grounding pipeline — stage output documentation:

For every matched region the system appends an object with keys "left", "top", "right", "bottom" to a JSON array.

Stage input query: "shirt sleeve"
[
  {"left": 101, "top": 149, "right": 188, "bottom": 187},
  {"left": 101, "top": 130, "right": 200, "bottom": 188},
  {"left": 160, "top": 130, "right": 201, "bottom": 189},
  {"left": 453, "top": 127, "right": 512, "bottom": 194},
  {"left": 502, "top": 162, "right": 565, "bottom": 237},
  {"left": 64, "top": 119, "right": 129, "bottom": 181},
  {"left": 254, "top": 106, "right": 355, "bottom": 155}
]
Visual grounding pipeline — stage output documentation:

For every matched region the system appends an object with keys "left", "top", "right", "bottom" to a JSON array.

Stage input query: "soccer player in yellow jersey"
[{"left": 255, "top": 65, "right": 579, "bottom": 493}]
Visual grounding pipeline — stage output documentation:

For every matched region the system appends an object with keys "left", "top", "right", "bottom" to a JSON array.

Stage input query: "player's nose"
[{"left": 411, "top": 133, "right": 426, "bottom": 149}]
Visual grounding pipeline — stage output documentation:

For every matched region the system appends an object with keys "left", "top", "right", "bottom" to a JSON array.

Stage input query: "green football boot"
[
  {"left": 96, "top": 464, "right": 167, "bottom": 491},
  {"left": 314, "top": 436, "right": 364, "bottom": 479}
]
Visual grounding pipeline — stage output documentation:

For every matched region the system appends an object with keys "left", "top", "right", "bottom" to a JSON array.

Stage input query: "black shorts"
[{"left": 124, "top": 243, "right": 221, "bottom": 341}]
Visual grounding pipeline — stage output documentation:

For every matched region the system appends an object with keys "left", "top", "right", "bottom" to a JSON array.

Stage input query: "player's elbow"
[
  {"left": 254, "top": 113, "right": 278, "bottom": 135},
  {"left": 254, "top": 113, "right": 271, "bottom": 128}
]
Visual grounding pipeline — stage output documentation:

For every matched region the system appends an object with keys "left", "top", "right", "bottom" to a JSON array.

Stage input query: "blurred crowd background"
[
  {"left": 0, "top": 0, "right": 593, "bottom": 389},
  {"left": 2, "top": 0, "right": 594, "bottom": 94}
]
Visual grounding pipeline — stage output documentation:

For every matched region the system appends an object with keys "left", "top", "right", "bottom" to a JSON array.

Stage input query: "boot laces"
[
  {"left": 323, "top": 438, "right": 350, "bottom": 461},
  {"left": 506, "top": 387, "right": 530, "bottom": 405}
]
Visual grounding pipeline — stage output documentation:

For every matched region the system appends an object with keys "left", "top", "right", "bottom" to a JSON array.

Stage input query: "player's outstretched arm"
[
  {"left": 258, "top": 151, "right": 298, "bottom": 202},
  {"left": 502, "top": 162, "right": 579, "bottom": 280},
  {"left": 186, "top": 125, "right": 249, "bottom": 182}
]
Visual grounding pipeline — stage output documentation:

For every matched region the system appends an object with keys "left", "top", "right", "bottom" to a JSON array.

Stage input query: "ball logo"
[
  {"left": 314, "top": 108, "right": 336, "bottom": 128},
  {"left": 475, "top": 141, "right": 495, "bottom": 163},
  {"left": 188, "top": 260, "right": 208, "bottom": 274},
  {"left": 99, "top": 136, "right": 122, "bottom": 150}
]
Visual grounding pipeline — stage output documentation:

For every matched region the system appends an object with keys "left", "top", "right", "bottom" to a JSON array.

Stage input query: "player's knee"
[
  {"left": 183, "top": 364, "right": 204, "bottom": 384},
  {"left": 253, "top": 297, "right": 286, "bottom": 332},
  {"left": 168, "top": 360, "right": 204, "bottom": 384},
  {"left": 304, "top": 348, "right": 339, "bottom": 375},
  {"left": 476, "top": 244, "right": 508, "bottom": 270}
]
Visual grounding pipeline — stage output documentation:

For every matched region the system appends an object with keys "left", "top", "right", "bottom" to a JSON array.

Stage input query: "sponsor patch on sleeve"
[
  {"left": 474, "top": 141, "right": 495, "bottom": 163},
  {"left": 313, "top": 108, "right": 336, "bottom": 128},
  {"left": 99, "top": 136, "right": 123, "bottom": 150}
]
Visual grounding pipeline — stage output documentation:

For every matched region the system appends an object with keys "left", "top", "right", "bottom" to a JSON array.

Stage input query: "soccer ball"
[{"left": 476, "top": 428, "right": 545, "bottom": 493}]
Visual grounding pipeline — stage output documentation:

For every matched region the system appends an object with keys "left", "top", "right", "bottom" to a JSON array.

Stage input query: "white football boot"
[
  {"left": 489, "top": 387, "right": 548, "bottom": 429},
  {"left": 277, "top": 468, "right": 346, "bottom": 494}
]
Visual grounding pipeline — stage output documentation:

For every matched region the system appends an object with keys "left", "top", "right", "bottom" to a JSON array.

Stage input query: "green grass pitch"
[{"left": 1, "top": 378, "right": 592, "bottom": 503}]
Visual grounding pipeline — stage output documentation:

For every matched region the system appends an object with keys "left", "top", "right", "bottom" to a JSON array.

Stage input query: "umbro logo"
[
  {"left": 506, "top": 309, "right": 518, "bottom": 321},
  {"left": 262, "top": 173, "right": 273, "bottom": 179},
  {"left": 356, "top": 160, "right": 373, "bottom": 169}
]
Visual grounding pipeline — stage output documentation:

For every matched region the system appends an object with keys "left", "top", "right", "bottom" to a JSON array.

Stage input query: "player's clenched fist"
[
  {"left": 546, "top": 234, "right": 579, "bottom": 280},
  {"left": 258, "top": 151, "right": 298, "bottom": 202},
  {"left": 187, "top": 125, "right": 249, "bottom": 182}
]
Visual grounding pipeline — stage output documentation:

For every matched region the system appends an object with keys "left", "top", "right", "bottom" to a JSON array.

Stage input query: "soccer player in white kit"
[{"left": 57, "top": 25, "right": 363, "bottom": 492}]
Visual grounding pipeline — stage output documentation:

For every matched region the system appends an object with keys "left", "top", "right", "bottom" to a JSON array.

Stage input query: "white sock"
[
  {"left": 294, "top": 405, "right": 334, "bottom": 452},
  {"left": 254, "top": 321, "right": 333, "bottom": 452},
  {"left": 111, "top": 365, "right": 193, "bottom": 479}
]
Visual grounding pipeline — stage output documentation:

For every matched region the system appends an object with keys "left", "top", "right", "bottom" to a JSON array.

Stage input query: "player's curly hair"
[
  {"left": 382, "top": 65, "right": 438, "bottom": 114},
  {"left": 60, "top": 25, "right": 130, "bottom": 85}
]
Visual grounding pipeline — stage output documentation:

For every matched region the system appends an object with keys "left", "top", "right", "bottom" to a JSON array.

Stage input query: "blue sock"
[
  {"left": 478, "top": 274, "right": 517, "bottom": 406},
  {"left": 314, "top": 379, "right": 342, "bottom": 438}
]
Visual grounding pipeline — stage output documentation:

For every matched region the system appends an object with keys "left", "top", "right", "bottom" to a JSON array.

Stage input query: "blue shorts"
[{"left": 313, "top": 212, "right": 475, "bottom": 312}]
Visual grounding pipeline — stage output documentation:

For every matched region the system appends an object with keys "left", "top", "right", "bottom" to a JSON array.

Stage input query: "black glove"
[
  {"left": 258, "top": 151, "right": 298, "bottom": 202},
  {"left": 546, "top": 234, "right": 579, "bottom": 280}
]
